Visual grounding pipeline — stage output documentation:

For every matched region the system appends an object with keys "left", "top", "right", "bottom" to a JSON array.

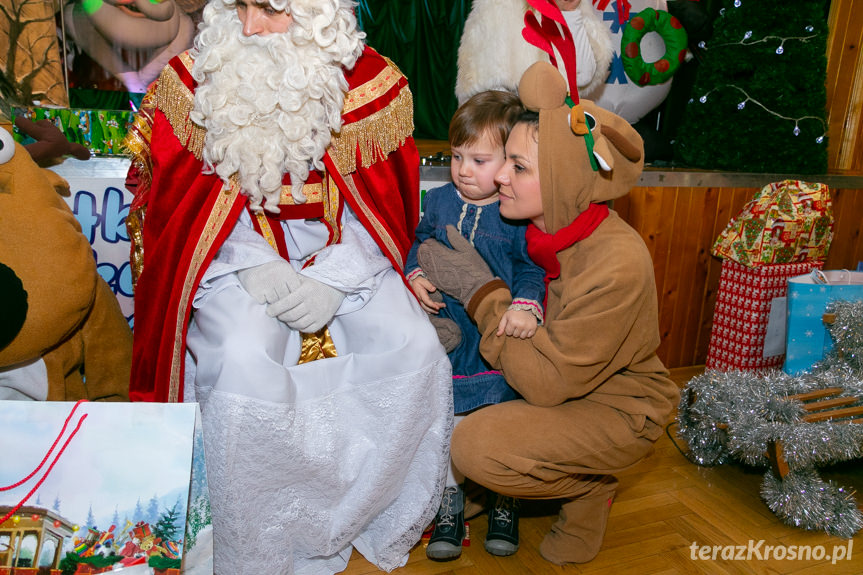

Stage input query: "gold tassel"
[
  {"left": 122, "top": 91, "right": 156, "bottom": 194},
  {"left": 298, "top": 327, "right": 338, "bottom": 363},
  {"left": 127, "top": 206, "right": 146, "bottom": 289},
  {"left": 154, "top": 60, "right": 206, "bottom": 160},
  {"left": 329, "top": 87, "right": 415, "bottom": 175}
]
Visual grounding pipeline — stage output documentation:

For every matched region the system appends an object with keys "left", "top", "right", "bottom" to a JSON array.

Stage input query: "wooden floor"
[{"left": 343, "top": 367, "right": 863, "bottom": 574}]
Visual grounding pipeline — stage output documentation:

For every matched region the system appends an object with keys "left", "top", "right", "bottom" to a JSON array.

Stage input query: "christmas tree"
[
  {"left": 674, "top": 0, "right": 829, "bottom": 173},
  {"left": 152, "top": 500, "right": 183, "bottom": 543}
]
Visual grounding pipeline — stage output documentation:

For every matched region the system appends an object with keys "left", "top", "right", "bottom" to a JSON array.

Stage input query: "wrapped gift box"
[
  {"left": 706, "top": 260, "right": 823, "bottom": 373},
  {"left": 712, "top": 180, "right": 833, "bottom": 267}
]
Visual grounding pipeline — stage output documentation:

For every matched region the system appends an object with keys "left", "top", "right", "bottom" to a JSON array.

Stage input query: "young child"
[{"left": 404, "top": 90, "right": 546, "bottom": 561}]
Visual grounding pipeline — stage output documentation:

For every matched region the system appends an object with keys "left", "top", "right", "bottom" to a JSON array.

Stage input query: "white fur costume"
[
  {"left": 456, "top": 0, "right": 613, "bottom": 104},
  {"left": 456, "top": 0, "right": 676, "bottom": 124}
]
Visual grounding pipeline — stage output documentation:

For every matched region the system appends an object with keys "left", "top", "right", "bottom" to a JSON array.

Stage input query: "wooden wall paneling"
[
  {"left": 620, "top": 187, "right": 645, "bottom": 232},
  {"left": 611, "top": 194, "right": 631, "bottom": 222},
  {"left": 824, "top": 0, "right": 847, "bottom": 100},
  {"left": 839, "top": 41, "right": 863, "bottom": 172},
  {"left": 825, "top": 188, "right": 863, "bottom": 269},
  {"left": 638, "top": 186, "right": 679, "bottom": 365},
  {"left": 824, "top": 0, "right": 851, "bottom": 169},
  {"left": 653, "top": 186, "right": 679, "bottom": 362},
  {"left": 641, "top": 186, "right": 675, "bottom": 308},
  {"left": 689, "top": 186, "right": 723, "bottom": 366},
  {"left": 824, "top": 187, "right": 847, "bottom": 267},
  {"left": 641, "top": 186, "right": 670, "bottom": 257},
  {"left": 664, "top": 187, "right": 691, "bottom": 366},
  {"left": 668, "top": 188, "right": 704, "bottom": 367},
  {"left": 825, "top": 0, "right": 863, "bottom": 171}
]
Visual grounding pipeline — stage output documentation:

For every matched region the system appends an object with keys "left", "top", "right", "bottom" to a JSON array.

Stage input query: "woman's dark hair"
[
  {"left": 515, "top": 109, "right": 539, "bottom": 130},
  {"left": 512, "top": 109, "right": 540, "bottom": 144}
]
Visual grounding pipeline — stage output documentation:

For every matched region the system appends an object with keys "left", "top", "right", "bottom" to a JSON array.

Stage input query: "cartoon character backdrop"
[
  {"left": 0, "top": 0, "right": 204, "bottom": 115},
  {"left": 62, "top": 0, "right": 206, "bottom": 98}
]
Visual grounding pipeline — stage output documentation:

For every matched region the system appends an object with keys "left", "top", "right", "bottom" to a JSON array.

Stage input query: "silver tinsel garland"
[
  {"left": 677, "top": 299, "right": 863, "bottom": 538},
  {"left": 761, "top": 469, "right": 862, "bottom": 537}
]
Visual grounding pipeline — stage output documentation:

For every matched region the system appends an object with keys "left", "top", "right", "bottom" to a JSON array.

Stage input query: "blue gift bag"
[{"left": 783, "top": 270, "right": 863, "bottom": 374}]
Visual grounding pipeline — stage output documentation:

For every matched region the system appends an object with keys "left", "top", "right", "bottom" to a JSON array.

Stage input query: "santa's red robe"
[{"left": 124, "top": 46, "right": 420, "bottom": 402}]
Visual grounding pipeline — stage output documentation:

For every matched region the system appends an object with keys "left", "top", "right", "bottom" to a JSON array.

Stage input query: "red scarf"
[{"left": 526, "top": 203, "right": 609, "bottom": 305}]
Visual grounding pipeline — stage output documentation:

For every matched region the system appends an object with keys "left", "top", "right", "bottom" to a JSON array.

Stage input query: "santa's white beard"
[{"left": 190, "top": 4, "right": 360, "bottom": 212}]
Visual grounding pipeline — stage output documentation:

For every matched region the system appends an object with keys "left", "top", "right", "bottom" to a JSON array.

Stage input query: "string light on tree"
[
  {"left": 698, "top": 28, "right": 817, "bottom": 53},
  {"left": 674, "top": 0, "right": 828, "bottom": 173},
  {"left": 693, "top": 85, "right": 828, "bottom": 144}
]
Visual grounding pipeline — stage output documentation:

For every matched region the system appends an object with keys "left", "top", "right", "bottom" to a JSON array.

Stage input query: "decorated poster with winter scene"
[{"left": 0, "top": 401, "right": 212, "bottom": 575}]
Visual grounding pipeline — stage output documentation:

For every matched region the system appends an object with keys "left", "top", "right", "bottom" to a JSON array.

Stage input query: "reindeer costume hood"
[{"left": 518, "top": 61, "right": 644, "bottom": 234}]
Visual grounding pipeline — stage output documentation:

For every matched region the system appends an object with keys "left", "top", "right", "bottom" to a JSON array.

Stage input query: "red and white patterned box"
[{"left": 705, "top": 260, "right": 823, "bottom": 373}]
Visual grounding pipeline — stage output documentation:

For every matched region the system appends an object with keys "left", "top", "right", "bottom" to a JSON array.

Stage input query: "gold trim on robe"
[{"left": 170, "top": 178, "right": 243, "bottom": 401}]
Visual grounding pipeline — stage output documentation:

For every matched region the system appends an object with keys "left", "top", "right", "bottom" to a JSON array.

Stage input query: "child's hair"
[{"left": 449, "top": 90, "right": 525, "bottom": 149}]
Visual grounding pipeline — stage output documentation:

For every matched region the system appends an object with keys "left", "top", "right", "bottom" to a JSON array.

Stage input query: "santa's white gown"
[{"left": 184, "top": 205, "right": 453, "bottom": 575}]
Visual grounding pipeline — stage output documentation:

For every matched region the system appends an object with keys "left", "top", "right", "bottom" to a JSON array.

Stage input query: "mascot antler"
[
  {"left": 522, "top": 0, "right": 580, "bottom": 103},
  {"left": 521, "top": 0, "right": 600, "bottom": 167}
]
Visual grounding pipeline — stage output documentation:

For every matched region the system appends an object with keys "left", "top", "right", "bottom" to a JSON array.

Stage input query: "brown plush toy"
[{"left": 0, "top": 122, "right": 130, "bottom": 401}]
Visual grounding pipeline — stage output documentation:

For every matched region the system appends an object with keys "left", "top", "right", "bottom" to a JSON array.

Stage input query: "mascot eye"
[{"left": 0, "top": 129, "right": 14, "bottom": 165}]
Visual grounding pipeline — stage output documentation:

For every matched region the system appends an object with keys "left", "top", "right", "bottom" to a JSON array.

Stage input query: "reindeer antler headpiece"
[
  {"left": 514, "top": 0, "right": 643, "bottom": 232},
  {"left": 522, "top": 0, "right": 603, "bottom": 169}
]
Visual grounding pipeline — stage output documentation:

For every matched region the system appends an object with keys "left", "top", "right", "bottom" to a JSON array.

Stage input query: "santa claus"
[{"left": 124, "top": 1, "right": 453, "bottom": 573}]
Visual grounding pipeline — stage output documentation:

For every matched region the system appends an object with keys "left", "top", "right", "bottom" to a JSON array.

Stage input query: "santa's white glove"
[
  {"left": 266, "top": 275, "right": 346, "bottom": 333},
  {"left": 237, "top": 260, "right": 301, "bottom": 304}
]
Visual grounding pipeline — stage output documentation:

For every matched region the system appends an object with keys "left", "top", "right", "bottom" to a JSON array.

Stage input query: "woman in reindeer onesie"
[{"left": 417, "top": 59, "right": 679, "bottom": 565}]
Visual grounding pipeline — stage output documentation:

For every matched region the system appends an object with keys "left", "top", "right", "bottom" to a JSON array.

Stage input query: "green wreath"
[{"left": 621, "top": 8, "right": 688, "bottom": 86}]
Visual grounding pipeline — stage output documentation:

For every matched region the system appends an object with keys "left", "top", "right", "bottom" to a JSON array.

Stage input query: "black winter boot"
[
  {"left": 426, "top": 485, "right": 466, "bottom": 561},
  {"left": 484, "top": 492, "right": 520, "bottom": 556}
]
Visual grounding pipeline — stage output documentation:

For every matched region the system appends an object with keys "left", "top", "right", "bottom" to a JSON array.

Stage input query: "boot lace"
[
  {"left": 436, "top": 486, "right": 460, "bottom": 528},
  {"left": 490, "top": 496, "right": 518, "bottom": 525}
]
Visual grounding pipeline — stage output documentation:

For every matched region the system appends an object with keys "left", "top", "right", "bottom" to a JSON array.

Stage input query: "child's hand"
[
  {"left": 410, "top": 275, "right": 446, "bottom": 314},
  {"left": 496, "top": 309, "right": 537, "bottom": 339}
]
